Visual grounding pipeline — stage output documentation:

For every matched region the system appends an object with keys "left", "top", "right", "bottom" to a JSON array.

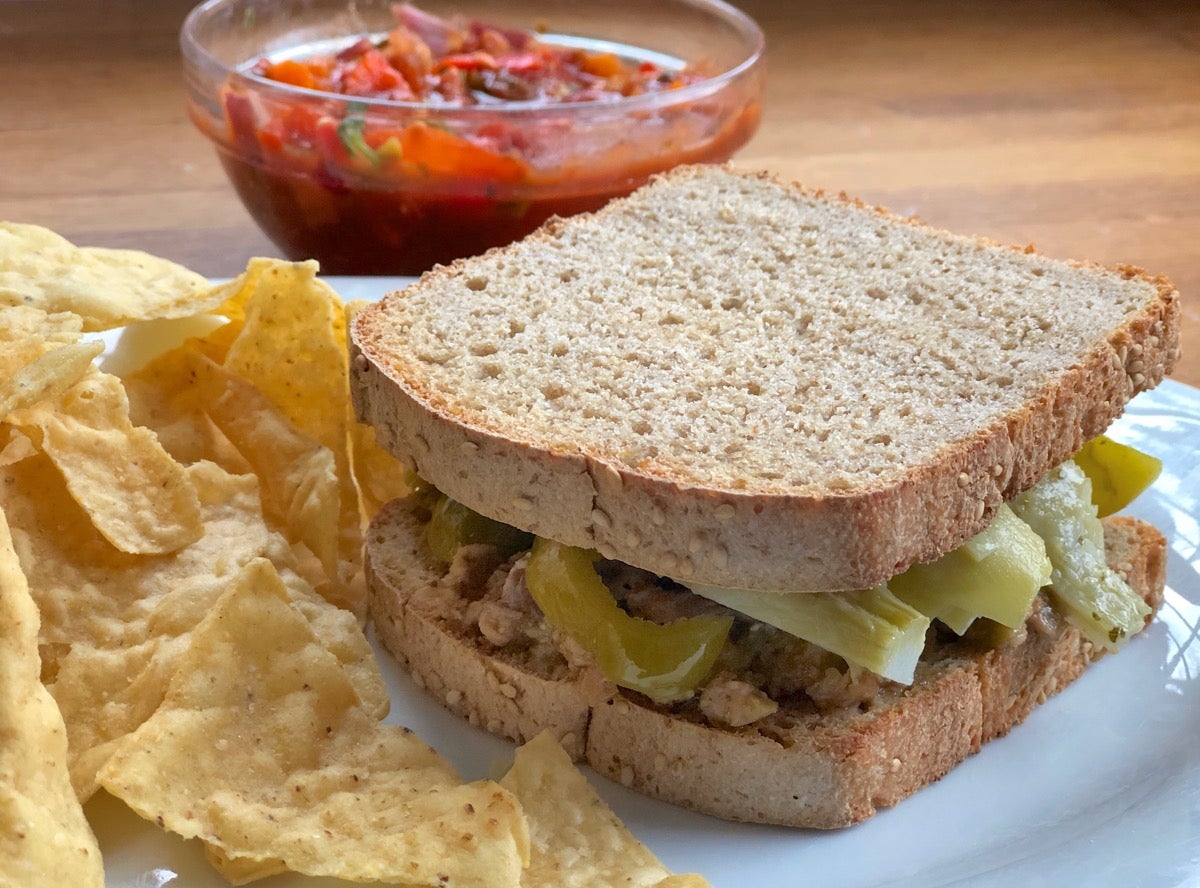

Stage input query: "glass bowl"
[{"left": 180, "top": 0, "right": 765, "bottom": 274}]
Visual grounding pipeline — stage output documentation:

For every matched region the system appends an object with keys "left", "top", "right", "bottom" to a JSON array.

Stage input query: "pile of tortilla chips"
[{"left": 0, "top": 222, "right": 706, "bottom": 887}]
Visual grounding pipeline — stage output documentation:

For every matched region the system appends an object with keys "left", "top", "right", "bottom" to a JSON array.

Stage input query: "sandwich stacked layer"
[{"left": 350, "top": 164, "right": 1179, "bottom": 827}]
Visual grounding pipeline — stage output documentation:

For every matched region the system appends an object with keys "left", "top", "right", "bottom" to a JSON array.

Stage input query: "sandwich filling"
[{"left": 408, "top": 437, "right": 1158, "bottom": 729}]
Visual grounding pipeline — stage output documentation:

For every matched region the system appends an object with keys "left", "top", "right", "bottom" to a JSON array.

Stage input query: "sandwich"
[{"left": 349, "top": 164, "right": 1179, "bottom": 828}]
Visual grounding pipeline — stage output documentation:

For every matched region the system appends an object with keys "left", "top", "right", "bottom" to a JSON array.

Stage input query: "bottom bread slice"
[{"left": 365, "top": 498, "right": 1167, "bottom": 828}]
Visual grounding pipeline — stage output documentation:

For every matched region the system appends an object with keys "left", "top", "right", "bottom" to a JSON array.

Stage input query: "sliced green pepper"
[
  {"left": 1074, "top": 434, "right": 1162, "bottom": 517},
  {"left": 425, "top": 494, "right": 533, "bottom": 564},
  {"left": 525, "top": 538, "right": 732, "bottom": 703}
]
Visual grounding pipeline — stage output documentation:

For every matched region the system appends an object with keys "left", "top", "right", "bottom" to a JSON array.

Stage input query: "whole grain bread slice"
[
  {"left": 365, "top": 498, "right": 1167, "bottom": 828},
  {"left": 350, "top": 164, "right": 1179, "bottom": 592}
]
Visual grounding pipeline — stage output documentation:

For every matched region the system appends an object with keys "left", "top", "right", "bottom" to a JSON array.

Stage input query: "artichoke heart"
[
  {"left": 890, "top": 504, "right": 1052, "bottom": 635},
  {"left": 688, "top": 582, "right": 929, "bottom": 685},
  {"left": 1009, "top": 461, "right": 1151, "bottom": 652}
]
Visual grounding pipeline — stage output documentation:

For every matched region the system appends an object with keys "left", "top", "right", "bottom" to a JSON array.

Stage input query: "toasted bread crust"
[
  {"left": 351, "top": 165, "right": 1180, "bottom": 591},
  {"left": 366, "top": 503, "right": 1167, "bottom": 828}
]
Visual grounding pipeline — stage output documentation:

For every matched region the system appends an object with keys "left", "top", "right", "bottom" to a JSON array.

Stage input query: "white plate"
[{"left": 100, "top": 277, "right": 1200, "bottom": 888}]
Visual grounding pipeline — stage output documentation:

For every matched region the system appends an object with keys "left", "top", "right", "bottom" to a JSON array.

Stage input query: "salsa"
[
  {"left": 252, "top": 3, "right": 706, "bottom": 105},
  {"left": 201, "top": 3, "right": 761, "bottom": 274}
]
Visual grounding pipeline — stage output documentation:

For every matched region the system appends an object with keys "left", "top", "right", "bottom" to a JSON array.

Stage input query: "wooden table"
[{"left": 3, "top": 0, "right": 1198, "bottom": 385}]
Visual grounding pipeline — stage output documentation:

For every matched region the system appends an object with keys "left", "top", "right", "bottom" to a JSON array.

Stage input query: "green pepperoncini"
[
  {"left": 425, "top": 494, "right": 533, "bottom": 564},
  {"left": 525, "top": 538, "right": 732, "bottom": 703}
]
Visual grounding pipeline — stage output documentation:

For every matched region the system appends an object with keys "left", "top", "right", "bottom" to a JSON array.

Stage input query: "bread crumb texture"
[{"left": 366, "top": 166, "right": 1167, "bottom": 495}]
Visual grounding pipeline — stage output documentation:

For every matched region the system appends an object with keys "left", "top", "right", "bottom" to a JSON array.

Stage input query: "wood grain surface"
[{"left": 1, "top": 0, "right": 1196, "bottom": 385}]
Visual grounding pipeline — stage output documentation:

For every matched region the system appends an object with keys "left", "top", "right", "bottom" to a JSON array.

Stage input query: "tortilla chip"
[
  {"left": 202, "top": 844, "right": 289, "bottom": 885},
  {"left": 222, "top": 259, "right": 348, "bottom": 448},
  {"left": 348, "top": 419, "right": 420, "bottom": 519},
  {"left": 0, "top": 222, "right": 218, "bottom": 330},
  {"left": 0, "top": 305, "right": 86, "bottom": 369},
  {"left": 125, "top": 340, "right": 361, "bottom": 613},
  {"left": 0, "top": 341, "right": 104, "bottom": 419},
  {"left": 122, "top": 340, "right": 249, "bottom": 471},
  {"left": 221, "top": 258, "right": 364, "bottom": 612},
  {"left": 186, "top": 350, "right": 342, "bottom": 583},
  {"left": 98, "top": 558, "right": 529, "bottom": 887},
  {"left": 501, "top": 732, "right": 711, "bottom": 888},
  {"left": 0, "top": 305, "right": 100, "bottom": 419},
  {"left": 8, "top": 369, "right": 203, "bottom": 555},
  {"left": 0, "top": 509, "right": 103, "bottom": 887},
  {"left": 341, "top": 300, "right": 412, "bottom": 518},
  {"left": 204, "top": 256, "right": 270, "bottom": 327},
  {"left": 48, "top": 640, "right": 169, "bottom": 798},
  {"left": 0, "top": 456, "right": 386, "bottom": 798},
  {"left": 0, "top": 429, "right": 36, "bottom": 468}
]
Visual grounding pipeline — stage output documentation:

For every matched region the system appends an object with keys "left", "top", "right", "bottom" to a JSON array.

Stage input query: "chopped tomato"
[
  {"left": 313, "top": 115, "right": 351, "bottom": 166},
  {"left": 242, "top": 4, "right": 714, "bottom": 181},
  {"left": 341, "top": 49, "right": 414, "bottom": 99},
  {"left": 436, "top": 67, "right": 469, "bottom": 103},
  {"left": 335, "top": 37, "right": 376, "bottom": 62},
  {"left": 259, "top": 103, "right": 324, "bottom": 153},
  {"left": 498, "top": 52, "right": 544, "bottom": 74},
  {"left": 222, "top": 90, "right": 261, "bottom": 159}
]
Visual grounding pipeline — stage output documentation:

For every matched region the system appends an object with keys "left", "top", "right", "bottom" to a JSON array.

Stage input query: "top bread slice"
[{"left": 350, "top": 164, "right": 1180, "bottom": 592}]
